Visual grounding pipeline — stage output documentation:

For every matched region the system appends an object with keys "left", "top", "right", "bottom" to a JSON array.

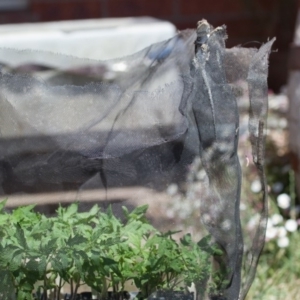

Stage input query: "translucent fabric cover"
[{"left": 0, "top": 20, "right": 274, "bottom": 299}]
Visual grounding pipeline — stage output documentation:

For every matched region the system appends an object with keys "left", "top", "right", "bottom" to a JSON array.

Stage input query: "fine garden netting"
[{"left": 0, "top": 20, "right": 274, "bottom": 300}]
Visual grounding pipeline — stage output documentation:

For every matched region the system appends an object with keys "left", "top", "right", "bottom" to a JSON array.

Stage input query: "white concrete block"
[{"left": 0, "top": 17, "right": 176, "bottom": 64}]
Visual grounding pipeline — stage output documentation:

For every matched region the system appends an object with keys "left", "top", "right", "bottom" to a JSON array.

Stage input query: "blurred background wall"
[{"left": 0, "top": 0, "right": 297, "bottom": 91}]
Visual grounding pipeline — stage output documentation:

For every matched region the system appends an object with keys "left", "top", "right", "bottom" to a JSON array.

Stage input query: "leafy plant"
[{"left": 0, "top": 200, "right": 221, "bottom": 300}]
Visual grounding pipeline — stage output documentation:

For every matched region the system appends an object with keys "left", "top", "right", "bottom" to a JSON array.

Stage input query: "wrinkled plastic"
[{"left": 0, "top": 20, "right": 274, "bottom": 299}]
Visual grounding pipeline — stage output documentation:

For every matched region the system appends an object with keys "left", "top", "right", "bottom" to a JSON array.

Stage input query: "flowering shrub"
[
  {"left": 266, "top": 210, "right": 298, "bottom": 248},
  {"left": 245, "top": 92, "right": 300, "bottom": 298}
]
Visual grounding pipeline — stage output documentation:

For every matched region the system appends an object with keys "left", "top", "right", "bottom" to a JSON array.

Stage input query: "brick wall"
[
  {"left": 31, "top": 1, "right": 102, "bottom": 21},
  {"left": 0, "top": 0, "right": 297, "bottom": 91}
]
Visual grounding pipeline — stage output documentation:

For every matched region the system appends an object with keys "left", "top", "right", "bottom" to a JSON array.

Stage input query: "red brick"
[
  {"left": 173, "top": 21, "right": 198, "bottom": 30},
  {"left": 254, "top": 0, "right": 277, "bottom": 11},
  {"left": 107, "top": 0, "right": 173, "bottom": 18},
  {"left": 224, "top": 19, "right": 265, "bottom": 38},
  {"left": 0, "top": 11, "right": 37, "bottom": 24},
  {"left": 179, "top": 0, "right": 243, "bottom": 15},
  {"left": 31, "top": 1, "right": 102, "bottom": 21}
]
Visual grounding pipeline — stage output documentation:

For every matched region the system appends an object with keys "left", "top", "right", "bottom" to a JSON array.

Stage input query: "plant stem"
[
  {"left": 71, "top": 282, "right": 80, "bottom": 300},
  {"left": 101, "top": 277, "right": 107, "bottom": 300},
  {"left": 43, "top": 274, "right": 48, "bottom": 300},
  {"left": 57, "top": 276, "right": 63, "bottom": 300},
  {"left": 70, "top": 279, "right": 74, "bottom": 295},
  {"left": 113, "top": 283, "right": 118, "bottom": 300}
]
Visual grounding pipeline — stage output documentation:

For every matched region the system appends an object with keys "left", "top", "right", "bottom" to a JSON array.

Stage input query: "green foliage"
[
  {"left": 246, "top": 231, "right": 300, "bottom": 299},
  {"left": 0, "top": 201, "right": 220, "bottom": 300}
]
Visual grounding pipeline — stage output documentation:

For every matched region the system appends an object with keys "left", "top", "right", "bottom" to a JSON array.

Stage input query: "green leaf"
[
  {"left": 26, "top": 250, "right": 40, "bottom": 258},
  {"left": 0, "top": 199, "right": 7, "bottom": 212},
  {"left": 15, "top": 223, "right": 28, "bottom": 249},
  {"left": 31, "top": 217, "right": 52, "bottom": 235},
  {"left": 213, "top": 247, "right": 224, "bottom": 256},
  {"left": 197, "top": 235, "right": 215, "bottom": 254},
  {"left": 99, "top": 237, "right": 121, "bottom": 248},
  {"left": 17, "top": 291, "right": 28, "bottom": 300},
  {"left": 47, "top": 237, "right": 58, "bottom": 250},
  {"left": 180, "top": 233, "right": 193, "bottom": 246},
  {"left": 88, "top": 204, "right": 99, "bottom": 216},
  {"left": 60, "top": 202, "right": 78, "bottom": 221},
  {"left": 129, "top": 205, "right": 149, "bottom": 217},
  {"left": 106, "top": 205, "right": 113, "bottom": 218},
  {"left": 101, "top": 256, "right": 117, "bottom": 266},
  {"left": 26, "top": 259, "right": 39, "bottom": 271},
  {"left": 110, "top": 264, "right": 123, "bottom": 278},
  {"left": 0, "top": 270, "right": 15, "bottom": 295},
  {"left": 150, "top": 256, "right": 164, "bottom": 271},
  {"left": 12, "top": 205, "right": 38, "bottom": 226},
  {"left": 122, "top": 206, "right": 129, "bottom": 221},
  {"left": 67, "top": 235, "right": 87, "bottom": 247},
  {"left": 56, "top": 250, "right": 70, "bottom": 271},
  {"left": 51, "top": 257, "right": 62, "bottom": 273},
  {"left": 0, "top": 213, "right": 9, "bottom": 228},
  {"left": 38, "top": 257, "right": 47, "bottom": 276},
  {"left": 0, "top": 245, "right": 21, "bottom": 265},
  {"left": 17, "top": 288, "right": 33, "bottom": 300},
  {"left": 10, "top": 250, "right": 24, "bottom": 271},
  {"left": 76, "top": 250, "right": 89, "bottom": 262},
  {"left": 91, "top": 229, "right": 102, "bottom": 242},
  {"left": 25, "top": 258, "right": 47, "bottom": 280},
  {"left": 40, "top": 237, "right": 58, "bottom": 255},
  {"left": 73, "top": 254, "right": 84, "bottom": 273}
]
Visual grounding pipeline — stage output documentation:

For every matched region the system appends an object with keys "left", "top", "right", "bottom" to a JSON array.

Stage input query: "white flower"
[
  {"left": 277, "top": 226, "right": 287, "bottom": 238},
  {"left": 265, "top": 226, "right": 277, "bottom": 240},
  {"left": 196, "top": 169, "right": 206, "bottom": 181},
  {"left": 240, "top": 203, "right": 246, "bottom": 211},
  {"left": 277, "top": 236, "right": 289, "bottom": 248},
  {"left": 267, "top": 218, "right": 273, "bottom": 228},
  {"left": 278, "top": 118, "right": 287, "bottom": 129},
  {"left": 285, "top": 219, "right": 298, "bottom": 232},
  {"left": 271, "top": 214, "right": 283, "bottom": 225},
  {"left": 251, "top": 180, "right": 262, "bottom": 193},
  {"left": 277, "top": 193, "right": 291, "bottom": 209},
  {"left": 247, "top": 214, "right": 260, "bottom": 231},
  {"left": 167, "top": 183, "right": 178, "bottom": 196}
]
